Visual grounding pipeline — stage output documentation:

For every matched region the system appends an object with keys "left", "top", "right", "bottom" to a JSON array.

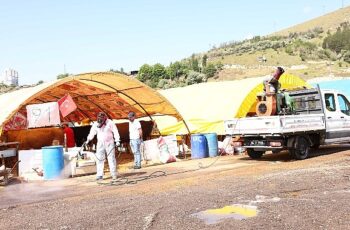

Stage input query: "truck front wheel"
[
  {"left": 247, "top": 149, "right": 264, "bottom": 159},
  {"left": 289, "top": 136, "right": 310, "bottom": 160}
]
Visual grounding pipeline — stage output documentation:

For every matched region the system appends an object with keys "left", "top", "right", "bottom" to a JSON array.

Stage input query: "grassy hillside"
[
  {"left": 202, "top": 6, "right": 350, "bottom": 82},
  {"left": 135, "top": 6, "right": 350, "bottom": 89},
  {"left": 275, "top": 6, "right": 350, "bottom": 36},
  {"left": 0, "top": 83, "right": 41, "bottom": 95},
  {"left": 0, "top": 83, "right": 14, "bottom": 94}
]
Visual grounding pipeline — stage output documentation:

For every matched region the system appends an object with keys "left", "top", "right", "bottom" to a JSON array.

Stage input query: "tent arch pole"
[
  {"left": 67, "top": 92, "right": 113, "bottom": 119},
  {"left": 79, "top": 78, "right": 191, "bottom": 135},
  {"left": 182, "top": 120, "right": 191, "bottom": 135},
  {"left": 79, "top": 79, "right": 153, "bottom": 120}
]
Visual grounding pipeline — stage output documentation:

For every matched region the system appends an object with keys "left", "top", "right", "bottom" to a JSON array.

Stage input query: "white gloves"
[{"left": 115, "top": 141, "right": 120, "bottom": 147}]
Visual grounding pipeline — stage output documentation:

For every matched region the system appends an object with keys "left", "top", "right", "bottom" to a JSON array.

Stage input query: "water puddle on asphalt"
[
  {"left": 192, "top": 195, "right": 281, "bottom": 224},
  {"left": 191, "top": 204, "right": 258, "bottom": 224}
]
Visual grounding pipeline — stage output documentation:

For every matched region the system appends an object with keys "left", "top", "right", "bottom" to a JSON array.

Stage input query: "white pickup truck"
[{"left": 224, "top": 87, "right": 350, "bottom": 160}]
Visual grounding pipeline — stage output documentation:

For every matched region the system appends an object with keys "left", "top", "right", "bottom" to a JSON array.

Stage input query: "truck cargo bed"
[{"left": 225, "top": 114, "right": 325, "bottom": 136}]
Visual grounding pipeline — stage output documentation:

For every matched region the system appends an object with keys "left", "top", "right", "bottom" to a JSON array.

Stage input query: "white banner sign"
[{"left": 26, "top": 102, "right": 61, "bottom": 128}]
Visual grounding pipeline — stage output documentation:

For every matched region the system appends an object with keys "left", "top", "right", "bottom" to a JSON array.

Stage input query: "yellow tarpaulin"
[
  {"left": 158, "top": 73, "right": 310, "bottom": 135},
  {"left": 158, "top": 118, "right": 224, "bottom": 135},
  {"left": 235, "top": 73, "right": 311, "bottom": 118}
]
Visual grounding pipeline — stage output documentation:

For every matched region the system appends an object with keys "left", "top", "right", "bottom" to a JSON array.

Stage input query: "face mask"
[{"left": 97, "top": 116, "right": 106, "bottom": 128}]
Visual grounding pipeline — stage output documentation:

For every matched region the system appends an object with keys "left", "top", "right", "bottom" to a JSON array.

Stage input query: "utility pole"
[{"left": 64, "top": 64, "right": 66, "bottom": 74}]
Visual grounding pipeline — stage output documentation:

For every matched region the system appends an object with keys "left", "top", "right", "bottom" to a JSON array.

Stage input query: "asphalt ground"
[{"left": 1, "top": 145, "right": 350, "bottom": 229}]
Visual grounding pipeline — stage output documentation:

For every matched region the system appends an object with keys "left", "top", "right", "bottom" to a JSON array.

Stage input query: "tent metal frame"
[{"left": 79, "top": 78, "right": 191, "bottom": 134}]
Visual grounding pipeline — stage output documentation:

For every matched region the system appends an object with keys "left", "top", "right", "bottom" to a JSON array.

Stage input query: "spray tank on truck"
[{"left": 255, "top": 67, "right": 296, "bottom": 117}]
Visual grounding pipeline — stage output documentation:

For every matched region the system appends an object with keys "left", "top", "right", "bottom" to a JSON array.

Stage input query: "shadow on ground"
[{"left": 237, "top": 144, "right": 350, "bottom": 162}]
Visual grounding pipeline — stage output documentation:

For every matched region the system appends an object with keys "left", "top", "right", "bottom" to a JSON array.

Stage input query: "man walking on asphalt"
[
  {"left": 86, "top": 112, "right": 121, "bottom": 181},
  {"left": 128, "top": 111, "right": 143, "bottom": 169}
]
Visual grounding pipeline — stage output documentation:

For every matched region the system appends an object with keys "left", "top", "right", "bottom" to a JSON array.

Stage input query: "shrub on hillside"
[
  {"left": 285, "top": 46, "right": 294, "bottom": 55},
  {"left": 269, "top": 36, "right": 284, "bottom": 41},
  {"left": 323, "top": 24, "right": 350, "bottom": 54},
  {"left": 343, "top": 51, "right": 350, "bottom": 63},
  {"left": 288, "top": 32, "right": 298, "bottom": 39},
  {"left": 303, "top": 27, "right": 323, "bottom": 39},
  {"left": 157, "top": 79, "right": 167, "bottom": 88},
  {"left": 186, "top": 71, "right": 207, "bottom": 85},
  {"left": 203, "top": 63, "right": 217, "bottom": 78},
  {"left": 57, "top": 73, "right": 70, "bottom": 79}
]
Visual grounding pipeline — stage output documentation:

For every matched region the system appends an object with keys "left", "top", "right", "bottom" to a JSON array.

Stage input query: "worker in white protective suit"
[{"left": 86, "top": 112, "right": 120, "bottom": 181}]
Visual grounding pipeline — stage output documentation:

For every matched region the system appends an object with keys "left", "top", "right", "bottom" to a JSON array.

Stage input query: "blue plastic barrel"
[
  {"left": 204, "top": 133, "right": 218, "bottom": 157},
  {"left": 42, "top": 146, "right": 64, "bottom": 180},
  {"left": 191, "top": 134, "right": 209, "bottom": 159}
]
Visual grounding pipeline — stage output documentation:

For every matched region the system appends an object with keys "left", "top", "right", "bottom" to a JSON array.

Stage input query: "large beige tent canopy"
[
  {"left": 158, "top": 73, "right": 310, "bottom": 135},
  {"left": 0, "top": 72, "right": 185, "bottom": 134}
]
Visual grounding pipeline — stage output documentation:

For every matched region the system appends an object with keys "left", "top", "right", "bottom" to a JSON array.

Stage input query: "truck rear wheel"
[
  {"left": 289, "top": 136, "right": 310, "bottom": 160},
  {"left": 247, "top": 149, "right": 264, "bottom": 159}
]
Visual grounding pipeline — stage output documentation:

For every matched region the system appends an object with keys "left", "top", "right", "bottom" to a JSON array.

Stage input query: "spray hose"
[
  {"left": 78, "top": 142, "right": 120, "bottom": 162},
  {"left": 97, "top": 136, "right": 233, "bottom": 186}
]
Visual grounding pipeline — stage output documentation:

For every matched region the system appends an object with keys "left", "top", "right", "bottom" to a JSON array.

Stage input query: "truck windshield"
[{"left": 337, "top": 94, "right": 350, "bottom": 116}]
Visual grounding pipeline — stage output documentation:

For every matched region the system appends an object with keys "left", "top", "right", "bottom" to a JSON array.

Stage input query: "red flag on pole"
[{"left": 58, "top": 94, "right": 77, "bottom": 118}]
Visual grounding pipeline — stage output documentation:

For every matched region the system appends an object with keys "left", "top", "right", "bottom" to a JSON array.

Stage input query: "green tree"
[
  {"left": 203, "top": 63, "right": 217, "bottom": 78},
  {"left": 190, "top": 54, "right": 200, "bottom": 72},
  {"left": 37, "top": 80, "right": 44, "bottom": 85},
  {"left": 137, "top": 64, "right": 153, "bottom": 82},
  {"left": 167, "top": 61, "right": 188, "bottom": 80},
  {"left": 323, "top": 26, "right": 350, "bottom": 54},
  {"left": 202, "top": 54, "right": 208, "bottom": 68},
  {"left": 57, "top": 73, "right": 69, "bottom": 79},
  {"left": 152, "top": 63, "right": 168, "bottom": 80}
]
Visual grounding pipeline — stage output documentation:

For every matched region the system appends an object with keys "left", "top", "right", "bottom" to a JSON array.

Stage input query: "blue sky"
[{"left": 0, "top": 0, "right": 348, "bottom": 85}]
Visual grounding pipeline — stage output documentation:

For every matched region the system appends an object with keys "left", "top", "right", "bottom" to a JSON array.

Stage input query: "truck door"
[
  {"left": 336, "top": 94, "right": 350, "bottom": 140},
  {"left": 324, "top": 93, "right": 344, "bottom": 141}
]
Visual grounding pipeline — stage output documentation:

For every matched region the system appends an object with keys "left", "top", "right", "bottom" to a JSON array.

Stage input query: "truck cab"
[{"left": 323, "top": 89, "right": 350, "bottom": 144}]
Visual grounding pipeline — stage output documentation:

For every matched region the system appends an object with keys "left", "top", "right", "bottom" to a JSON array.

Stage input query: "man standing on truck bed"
[{"left": 263, "top": 66, "right": 285, "bottom": 95}]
